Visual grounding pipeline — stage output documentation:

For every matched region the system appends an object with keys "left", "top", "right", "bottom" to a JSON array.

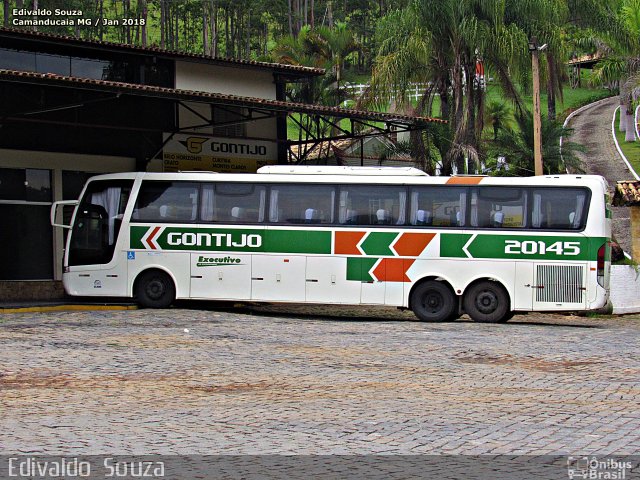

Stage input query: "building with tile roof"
[{"left": 0, "top": 27, "right": 441, "bottom": 297}]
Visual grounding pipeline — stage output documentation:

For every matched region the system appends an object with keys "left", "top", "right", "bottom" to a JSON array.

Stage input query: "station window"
[
  {"left": 200, "top": 183, "right": 266, "bottom": 223},
  {"left": 212, "top": 107, "right": 247, "bottom": 137},
  {"left": 0, "top": 168, "right": 53, "bottom": 280}
]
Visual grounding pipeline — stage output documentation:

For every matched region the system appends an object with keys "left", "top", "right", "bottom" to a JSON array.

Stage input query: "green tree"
[
  {"left": 489, "top": 111, "right": 585, "bottom": 175},
  {"left": 485, "top": 101, "right": 510, "bottom": 141},
  {"left": 369, "top": 0, "right": 531, "bottom": 175}
]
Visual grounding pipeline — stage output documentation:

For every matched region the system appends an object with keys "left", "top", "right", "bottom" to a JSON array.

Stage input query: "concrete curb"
[{"left": 611, "top": 105, "right": 640, "bottom": 180}]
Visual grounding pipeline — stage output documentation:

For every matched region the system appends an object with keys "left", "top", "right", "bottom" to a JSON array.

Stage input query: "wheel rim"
[
  {"left": 422, "top": 290, "right": 445, "bottom": 314},
  {"left": 145, "top": 278, "right": 166, "bottom": 300},
  {"left": 475, "top": 289, "right": 498, "bottom": 314}
]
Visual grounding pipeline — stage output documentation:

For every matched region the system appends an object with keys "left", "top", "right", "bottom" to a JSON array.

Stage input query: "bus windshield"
[{"left": 68, "top": 180, "right": 133, "bottom": 266}]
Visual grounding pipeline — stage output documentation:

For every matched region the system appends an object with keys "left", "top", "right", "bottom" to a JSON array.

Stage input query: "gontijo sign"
[{"left": 162, "top": 133, "right": 277, "bottom": 173}]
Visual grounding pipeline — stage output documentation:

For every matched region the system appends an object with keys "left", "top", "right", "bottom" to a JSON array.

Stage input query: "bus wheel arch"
[
  {"left": 409, "top": 276, "right": 459, "bottom": 322},
  {"left": 462, "top": 278, "right": 511, "bottom": 323},
  {"left": 133, "top": 268, "right": 176, "bottom": 309}
]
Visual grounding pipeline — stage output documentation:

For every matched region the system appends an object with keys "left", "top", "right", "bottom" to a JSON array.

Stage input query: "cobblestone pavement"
[{"left": 1, "top": 304, "right": 639, "bottom": 455}]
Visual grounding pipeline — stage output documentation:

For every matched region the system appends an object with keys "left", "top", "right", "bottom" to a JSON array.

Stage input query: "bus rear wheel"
[
  {"left": 410, "top": 280, "right": 457, "bottom": 322},
  {"left": 463, "top": 281, "right": 509, "bottom": 323},
  {"left": 135, "top": 270, "right": 175, "bottom": 309}
]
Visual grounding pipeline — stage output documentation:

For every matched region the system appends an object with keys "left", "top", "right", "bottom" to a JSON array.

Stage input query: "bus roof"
[
  {"left": 83, "top": 170, "right": 609, "bottom": 191},
  {"left": 256, "top": 165, "right": 428, "bottom": 176}
]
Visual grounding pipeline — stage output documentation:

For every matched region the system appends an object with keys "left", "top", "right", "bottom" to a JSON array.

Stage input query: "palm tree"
[
  {"left": 485, "top": 101, "right": 510, "bottom": 141},
  {"left": 311, "top": 22, "right": 360, "bottom": 92},
  {"left": 368, "top": 0, "right": 532, "bottom": 175},
  {"left": 489, "top": 110, "right": 585, "bottom": 175},
  {"left": 271, "top": 24, "right": 360, "bottom": 162}
]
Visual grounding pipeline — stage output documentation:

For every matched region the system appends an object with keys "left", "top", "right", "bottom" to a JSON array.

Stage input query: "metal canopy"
[{"left": 0, "top": 69, "right": 444, "bottom": 166}]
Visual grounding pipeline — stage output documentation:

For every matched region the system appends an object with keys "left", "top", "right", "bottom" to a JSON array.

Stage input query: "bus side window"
[
  {"left": 132, "top": 181, "right": 198, "bottom": 223},
  {"left": 338, "top": 185, "right": 405, "bottom": 226},
  {"left": 531, "top": 188, "right": 588, "bottom": 229},
  {"left": 410, "top": 186, "right": 465, "bottom": 227},
  {"left": 200, "top": 183, "right": 266, "bottom": 224},
  {"left": 269, "top": 184, "right": 335, "bottom": 225},
  {"left": 471, "top": 187, "right": 526, "bottom": 229}
]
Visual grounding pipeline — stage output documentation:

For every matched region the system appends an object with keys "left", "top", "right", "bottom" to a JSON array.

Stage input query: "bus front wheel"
[
  {"left": 135, "top": 270, "right": 176, "bottom": 309},
  {"left": 463, "top": 281, "right": 509, "bottom": 323},
  {"left": 410, "top": 280, "right": 457, "bottom": 322}
]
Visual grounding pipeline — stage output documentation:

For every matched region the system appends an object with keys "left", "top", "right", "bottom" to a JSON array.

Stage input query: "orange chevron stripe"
[
  {"left": 393, "top": 232, "right": 435, "bottom": 257},
  {"left": 446, "top": 176, "right": 484, "bottom": 185},
  {"left": 372, "top": 258, "right": 415, "bottom": 282},
  {"left": 335, "top": 231, "right": 366, "bottom": 255}
]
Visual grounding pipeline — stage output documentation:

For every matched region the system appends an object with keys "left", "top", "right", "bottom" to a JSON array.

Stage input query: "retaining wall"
[{"left": 610, "top": 265, "right": 640, "bottom": 314}]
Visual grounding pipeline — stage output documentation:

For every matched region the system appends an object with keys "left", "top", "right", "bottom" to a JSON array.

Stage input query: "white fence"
[{"left": 342, "top": 82, "right": 430, "bottom": 106}]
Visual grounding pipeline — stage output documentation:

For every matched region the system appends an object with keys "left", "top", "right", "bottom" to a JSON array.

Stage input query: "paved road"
[
  {"left": 1, "top": 305, "right": 639, "bottom": 456},
  {"left": 566, "top": 96, "right": 632, "bottom": 252}
]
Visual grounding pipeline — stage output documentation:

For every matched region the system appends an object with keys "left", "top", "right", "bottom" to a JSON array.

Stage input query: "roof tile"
[
  {"left": 0, "top": 26, "right": 325, "bottom": 76},
  {"left": 0, "top": 68, "right": 446, "bottom": 126},
  {"left": 613, "top": 180, "right": 640, "bottom": 206}
]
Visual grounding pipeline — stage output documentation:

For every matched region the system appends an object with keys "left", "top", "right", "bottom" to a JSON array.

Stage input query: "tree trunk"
[
  {"left": 625, "top": 107, "right": 636, "bottom": 142},
  {"left": 225, "top": 7, "right": 230, "bottom": 56},
  {"left": 125, "top": 0, "right": 131, "bottom": 43},
  {"left": 4, "top": 0, "right": 10, "bottom": 27},
  {"left": 246, "top": 11, "right": 251, "bottom": 58},
  {"left": 450, "top": 59, "right": 466, "bottom": 175},
  {"left": 211, "top": 1, "right": 218, "bottom": 57},
  {"left": 304, "top": 0, "right": 308, "bottom": 26},
  {"left": 160, "top": 0, "right": 166, "bottom": 48},
  {"left": 310, "top": 0, "right": 314, "bottom": 28},
  {"left": 288, "top": 0, "right": 293, "bottom": 36},
  {"left": 175, "top": 4, "right": 179, "bottom": 49},
  {"left": 546, "top": 51, "right": 556, "bottom": 121},
  {"left": 141, "top": 0, "right": 147, "bottom": 46},
  {"left": 32, "top": 0, "right": 38, "bottom": 31},
  {"left": 203, "top": 5, "right": 209, "bottom": 55},
  {"left": 98, "top": 0, "right": 104, "bottom": 40}
]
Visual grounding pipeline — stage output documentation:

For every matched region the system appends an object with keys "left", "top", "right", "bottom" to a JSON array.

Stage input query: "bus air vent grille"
[{"left": 535, "top": 265, "right": 584, "bottom": 303}]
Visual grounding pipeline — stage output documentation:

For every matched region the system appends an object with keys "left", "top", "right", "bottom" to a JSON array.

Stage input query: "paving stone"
[{"left": 0, "top": 306, "right": 639, "bottom": 454}]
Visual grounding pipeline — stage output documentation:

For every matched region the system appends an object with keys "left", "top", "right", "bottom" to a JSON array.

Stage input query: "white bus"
[{"left": 51, "top": 166, "right": 611, "bottom": 323}]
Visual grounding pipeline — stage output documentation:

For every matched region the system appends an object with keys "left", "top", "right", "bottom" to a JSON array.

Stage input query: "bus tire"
[
  {"left": 410, "top": 280, "right": 457, "bottom": 322},
  {"left": 463, "top": 281, "right": 509, "bottom": 323},
  {"left": 135, "top": 270, "right": 175, "bottom": 309}
]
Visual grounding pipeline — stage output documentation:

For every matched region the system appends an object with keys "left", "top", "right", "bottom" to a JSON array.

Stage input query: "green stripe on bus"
[
  {"left": 130, "top": 226, "right": 147, "bottom": 249},
  {"left": 346, "top": 257, "right": 378, "bottom": 282},
  {"left": 263, "top": 230, "right": 331, "bottom": 254},
  {"left": 440, "top": 234, "right": 473, "bottom": 258},
  {"left": 359, "top": 232, "right": 398, "bottom": 256},
  {"left": 130, "top": 226, "right": 331, "bottom": 254},
  {"left": 441, "top": 233, "right": 607, "bottom": 261}
]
